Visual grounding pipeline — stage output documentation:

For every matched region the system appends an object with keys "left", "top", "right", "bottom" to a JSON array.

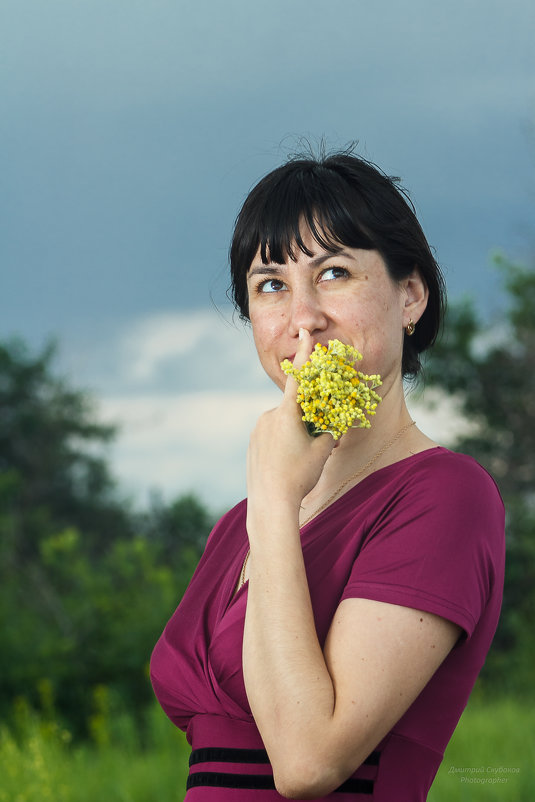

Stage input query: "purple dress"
[{"left": 151, "top": 448, "right": 505, "bottom": 801}]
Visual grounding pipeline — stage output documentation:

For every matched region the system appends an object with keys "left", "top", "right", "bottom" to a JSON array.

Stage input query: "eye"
[
  {"left": 257, "top": 278, "right": 287, "bottom": 294},
  {"left": 319, "top": 266, "right": 349, "bottom": 282}
]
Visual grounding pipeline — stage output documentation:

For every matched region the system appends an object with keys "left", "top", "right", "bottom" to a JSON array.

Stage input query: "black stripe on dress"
[
  {"left": 189, "top": 747, "right": 271, "bottom": 766},
  {"left": 189, "top": 747, "right": 380, "bottom": 767},
  {"left": 186, "top": 772, "right": 374, "bottom": 794}
]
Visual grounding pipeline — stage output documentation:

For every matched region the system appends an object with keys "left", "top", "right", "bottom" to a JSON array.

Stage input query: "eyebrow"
[
  {"left": 248, "top": 249, "right": 355, "bottom": 277},
  {"left": 248, "top": 265, "right": 282, "bottom": 278}
]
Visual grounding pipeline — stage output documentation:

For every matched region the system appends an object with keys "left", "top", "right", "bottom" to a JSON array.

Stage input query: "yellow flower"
[{"left": 281, "top": 340, "right": 382, "bottom": 440}]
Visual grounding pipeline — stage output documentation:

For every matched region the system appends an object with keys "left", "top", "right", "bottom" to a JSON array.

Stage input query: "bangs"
[{"left": 252, "top": 162, "right": 376, "bottom": 266}]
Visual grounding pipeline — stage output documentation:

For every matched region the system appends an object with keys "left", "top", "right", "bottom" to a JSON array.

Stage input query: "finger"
[
  {"left": 313, "top": 427, "right": 337, "bottom": 455},
  {"left": 282, "top": 328, "right": 314, "bottom": 406},
  {"left": 293, "top": 327, "right": 315, "bottom": 370}
]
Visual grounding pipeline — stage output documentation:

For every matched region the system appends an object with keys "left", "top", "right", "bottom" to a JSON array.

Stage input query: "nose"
[{"left": 288, "top": 287, "right": 328, "bottom": 338}]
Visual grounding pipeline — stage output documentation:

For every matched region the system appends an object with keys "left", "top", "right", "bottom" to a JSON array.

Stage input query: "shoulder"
[
  {"left": 399, "top": 448, "right": 505, "bottom": 571},
  {"left": 409, "top": 445, "right": 496, "bottom": 478},
  {"left": 363, "top": 446, "right": 505, "bottom": 561},
  {"left": 343, "top": 448, "right": 505, "bottom": 635},
  {"left": 397, "top": 447, "right": 503, "bottom": 509},
  {"left": 180, "top": 498, "right": 248, "bottom": 590},
  {"left": 205, "top": 498, "right": 248, "bottom": 549}
]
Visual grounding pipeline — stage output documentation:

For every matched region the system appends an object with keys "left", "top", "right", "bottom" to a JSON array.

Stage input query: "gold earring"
[{"left": 406, "top": 319, "right": 415, "bottom": 336}]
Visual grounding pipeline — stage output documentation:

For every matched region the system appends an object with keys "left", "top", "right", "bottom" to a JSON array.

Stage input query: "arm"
[
  {"left": 244, "top": 558, "right": 460, "bottom": 798},
  {"left": 243, "top": 335, "right": 460, "bottom": 799}
]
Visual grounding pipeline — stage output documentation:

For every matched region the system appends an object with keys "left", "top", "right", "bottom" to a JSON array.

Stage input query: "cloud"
[
  {"left": 99, "top": 388, "right": 280, "bottom": 511},
  {"left": 121, "top": 311, "right": 212, "bottom": 381},
  {"left": 89, "top": 307, "right": 476, "bottom": 511},
  {"left": 115, "top": 306, "right": 269, "bottom": 393},
  {"left": 406, "top": 388, "right": 476, "bottom": 444},
  {"left": 91, "top": 307, "right": 280, "bottom": 509}
]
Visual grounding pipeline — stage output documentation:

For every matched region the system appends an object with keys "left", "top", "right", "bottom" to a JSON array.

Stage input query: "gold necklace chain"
[
  {"left": 237, "top": 420, "right": 416, "bottom": 591},
  {"left": 300, "top": 419, "right": 416, "bottom": 527}
]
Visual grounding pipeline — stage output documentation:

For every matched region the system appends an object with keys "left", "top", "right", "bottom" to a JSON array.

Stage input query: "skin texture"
[{"left": 242, "top": 231, "right": 461, "bottom": 798}]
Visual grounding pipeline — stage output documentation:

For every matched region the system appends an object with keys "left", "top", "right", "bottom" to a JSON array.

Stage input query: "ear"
[{"left": 401, "top": 268, "right": 429, "bottom": 328}]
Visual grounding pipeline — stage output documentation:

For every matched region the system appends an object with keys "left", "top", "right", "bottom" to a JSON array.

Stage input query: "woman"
[{"left": 151, "top": 151, "right": 505, "bottom": 801}]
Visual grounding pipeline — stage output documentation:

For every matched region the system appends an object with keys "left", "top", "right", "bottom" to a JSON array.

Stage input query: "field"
[{"left": 1, "top": 696, "right": 533, "bottom": 801}]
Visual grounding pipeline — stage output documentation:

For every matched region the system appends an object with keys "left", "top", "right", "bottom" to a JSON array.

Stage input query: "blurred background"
[{"left": 1, "top": 1, "right": 534, "bottom": 799}]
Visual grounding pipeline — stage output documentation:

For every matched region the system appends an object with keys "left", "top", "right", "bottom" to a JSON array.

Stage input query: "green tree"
[
  {"left": 0, "top": 338, "right": 213, "bottom": 734},
  {"left": 0, "top": 338, "right": 133, "bottom": 557},
  {"left": 422, "top": 255, "right": 535, "bottom": 695},
  {"left": 142, "top": 491, "right": 215, "bottom": 576}
]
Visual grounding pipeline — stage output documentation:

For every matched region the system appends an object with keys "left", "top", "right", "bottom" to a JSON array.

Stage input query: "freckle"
[
  {"left": 431, "top": 644, "right": 436, "bottom": 649},
  {"left": 419, "top": 618, "right": 423, "bottom": 622}
]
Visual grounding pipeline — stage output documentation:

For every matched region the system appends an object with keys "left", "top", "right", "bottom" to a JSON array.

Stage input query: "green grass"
[
  {"left": 0, "top": 704, "right": 190, "bottom": 802},
  {"left": 1, "top": 695, "right": 533, "bottom": 801},
  {"left": 428, "top": 695, "right": 534, "bottom": 801}
]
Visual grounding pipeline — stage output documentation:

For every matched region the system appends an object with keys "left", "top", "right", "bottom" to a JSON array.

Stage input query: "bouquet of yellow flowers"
[{"left": 280, "top": 340, "right": 382, "bottom": 440}]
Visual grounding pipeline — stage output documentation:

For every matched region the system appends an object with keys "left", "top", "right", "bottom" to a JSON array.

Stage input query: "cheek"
[
  {"left": 251, "top": 309, "right": 285, "bottom": 345},
  {"left": 250, "top": 314, "right": 288, "bottom": 390}
]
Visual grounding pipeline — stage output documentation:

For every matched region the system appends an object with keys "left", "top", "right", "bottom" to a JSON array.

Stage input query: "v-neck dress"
[{"left": 150, "top": 448, "right": 505, "bottom": 801}]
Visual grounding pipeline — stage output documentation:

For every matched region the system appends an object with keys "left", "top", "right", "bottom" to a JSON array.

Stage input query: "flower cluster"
[{"left": 281, "top": 340, "right": 382, "bottom": 440}]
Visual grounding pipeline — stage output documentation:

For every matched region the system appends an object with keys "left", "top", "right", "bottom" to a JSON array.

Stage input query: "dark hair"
[{"left": 229, "top": 150, "right": 445, "bottom": 377}]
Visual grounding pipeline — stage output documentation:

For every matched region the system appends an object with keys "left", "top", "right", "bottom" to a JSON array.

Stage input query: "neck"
[
  {"left": 299, "top": 373, "right": 439, "bottom": 525},
  {"left": 335, "top": 376, "right": 410, "bottom": 458},
  {"left": 302, "top": 381, "right": 416, "bottom": 510}
]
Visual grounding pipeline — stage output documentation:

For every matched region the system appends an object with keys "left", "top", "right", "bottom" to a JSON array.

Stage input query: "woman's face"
[{"left": 246, "top": 228, "right": 426, "bottom": 393}]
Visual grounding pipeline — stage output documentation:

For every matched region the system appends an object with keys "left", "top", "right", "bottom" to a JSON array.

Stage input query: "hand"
[{"left": 246, "top": 329, "right": 336, "bottom": 519}]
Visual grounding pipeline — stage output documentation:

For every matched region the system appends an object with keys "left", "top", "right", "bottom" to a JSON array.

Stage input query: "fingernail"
[{"left": 299, "top": 327, "right": 307, "bottom": 341}]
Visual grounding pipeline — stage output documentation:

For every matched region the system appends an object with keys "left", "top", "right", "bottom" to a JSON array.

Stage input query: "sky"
[{"left": 2, "top": 0, "right": 535, "bottom": 510}]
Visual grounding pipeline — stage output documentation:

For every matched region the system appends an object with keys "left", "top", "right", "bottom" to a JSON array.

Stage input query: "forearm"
[{"left": 243, "top": 506, "right": 343, "bottom": 797}]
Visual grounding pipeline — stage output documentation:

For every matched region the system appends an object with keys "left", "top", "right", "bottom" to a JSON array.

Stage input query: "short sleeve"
[{"left": 340, "top": 453, "right": 505, "bottom": 638}]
